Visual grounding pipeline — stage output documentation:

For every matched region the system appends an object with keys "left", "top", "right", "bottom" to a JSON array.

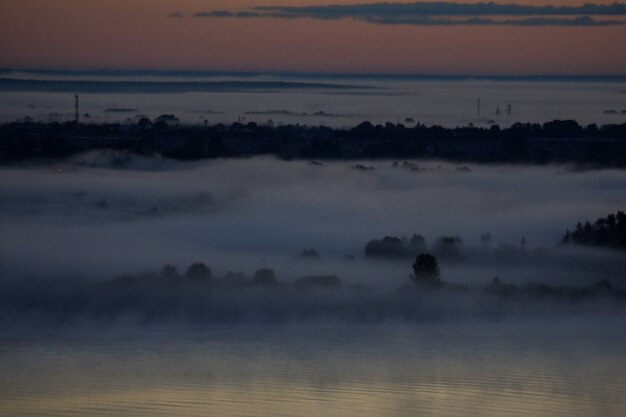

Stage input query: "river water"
[{"left": 1, "top": 321, "right": 625, "bottom": 417}]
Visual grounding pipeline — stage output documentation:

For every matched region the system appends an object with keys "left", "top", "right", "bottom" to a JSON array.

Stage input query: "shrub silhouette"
[{"left": 299, "top": 249, "right": 320, "bottom": 260}]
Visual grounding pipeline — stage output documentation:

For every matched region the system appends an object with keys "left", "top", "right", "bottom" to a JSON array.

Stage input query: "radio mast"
[{"left": 75, "top": 95, "right": 80, "bottom": 123}]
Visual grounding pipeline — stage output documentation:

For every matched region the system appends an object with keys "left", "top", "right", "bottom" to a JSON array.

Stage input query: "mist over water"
[
  {"left": 1, "top": 155, "right": 624, "bottom": 277},
  {"left": 2, "top": 153, "right": 626, "bottom": 415},
  {"left": 1, "top": 154, "right": 625, "bottom": 323},
  {"left": 3, "top": 154, "right": 625, "bottom": 280}
]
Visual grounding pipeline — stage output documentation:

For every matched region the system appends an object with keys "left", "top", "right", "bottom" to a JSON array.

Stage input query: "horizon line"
[{"left": 2, "top": 67, "right": 626, "bottom": 81}]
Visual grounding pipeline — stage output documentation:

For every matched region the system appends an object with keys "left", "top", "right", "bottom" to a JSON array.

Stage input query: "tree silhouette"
[
  {"left": 365, "top": 236, "right": 407, "bottom": 258},
  {"left": 561, "top": 211, "right": 626, "bottom": 249},
  {"left": 410, "top": 253, "right": 443, "bottom": 288},
  {"left": 408, "top": 233, "right": 428, "bottom": 253},
  {"left": 252, "top": 268, "right": 278, "bottom": 286},
  {"left": 433, "top": 236, "right": 463, "bottom": 261},
  {"left": 185, "top": 262, "right": 212, "bottom": 282},
  {"left": 160, "top": 264, "right": 180, "bottom": 281}
]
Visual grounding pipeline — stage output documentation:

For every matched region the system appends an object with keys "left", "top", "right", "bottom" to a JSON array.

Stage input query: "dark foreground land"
[{"left": 1, "top": 118, "right": 626, "bottom": 165}]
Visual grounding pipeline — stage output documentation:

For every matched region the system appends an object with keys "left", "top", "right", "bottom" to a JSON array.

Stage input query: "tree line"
[{"left": 2, "top": 118, "right": 625, "bottom": 165}]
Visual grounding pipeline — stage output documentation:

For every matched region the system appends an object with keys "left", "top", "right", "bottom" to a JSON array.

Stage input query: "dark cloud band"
[
  {"left": 365, "top": 15, "right": 626, "bottom": 26},
  {"left": 190, "top": 2, "right": 626, "bottom": 26},
  {"left": 193, "top": 11, "right": 262, "bottom": 18}
]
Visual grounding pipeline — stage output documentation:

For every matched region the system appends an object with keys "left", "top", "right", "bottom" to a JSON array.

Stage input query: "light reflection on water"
[{"left": 1, "top": 321, "right": 625, "bottom": 416}]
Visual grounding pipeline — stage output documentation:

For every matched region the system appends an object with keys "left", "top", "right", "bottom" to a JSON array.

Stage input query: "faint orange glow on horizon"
[{"left": 0, "top": 0, "right": 625, "bottom": 74}]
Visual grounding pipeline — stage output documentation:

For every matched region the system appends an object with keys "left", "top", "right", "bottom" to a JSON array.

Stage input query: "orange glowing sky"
[{"left": 0, "top": 0, "right": 625, "bottom": 74}]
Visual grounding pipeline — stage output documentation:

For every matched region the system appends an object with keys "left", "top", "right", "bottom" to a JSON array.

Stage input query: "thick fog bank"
[{"left": 1, "top": 153, "right": 625, "bottom": 323}]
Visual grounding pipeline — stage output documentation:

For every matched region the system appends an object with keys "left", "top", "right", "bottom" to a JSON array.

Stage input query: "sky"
[{"left": 1, "top": 0, "right": 625, "bottom": 75}]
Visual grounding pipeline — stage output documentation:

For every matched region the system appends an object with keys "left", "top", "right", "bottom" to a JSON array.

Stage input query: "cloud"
[
  {"left": 169, "top": 11, "right": 184, "bottom": 18},
  {"left": 195, "top": 10, "right": 233, "bottom": 18},
  {"left": 193, "top": 2, "right": 626, "bottom": 26},
  {"left": 365, "top": 15, "right": 626, "bottom": 26},
  {"left": 254, "top": 2, "right": 626, "bottom": 18},
  {"left": 235, "top": 11, "right": 263, "bottom": 18},
  {"left": 194, "top": 10, "right": 261, "bottom": 18}
]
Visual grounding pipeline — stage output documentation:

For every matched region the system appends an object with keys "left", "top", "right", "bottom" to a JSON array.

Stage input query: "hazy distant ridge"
[{"left": 0, "top": 78, "right": 371, "bottom": 93}]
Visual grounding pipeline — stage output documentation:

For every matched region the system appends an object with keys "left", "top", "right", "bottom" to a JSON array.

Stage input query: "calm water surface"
[{"left": 1, "top": 321, "right": 625, "bottom": 416}]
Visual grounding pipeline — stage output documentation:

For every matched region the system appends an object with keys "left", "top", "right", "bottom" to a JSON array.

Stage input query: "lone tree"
[{"left": 410, "top": 253, "right": 443, "bottom": 288}]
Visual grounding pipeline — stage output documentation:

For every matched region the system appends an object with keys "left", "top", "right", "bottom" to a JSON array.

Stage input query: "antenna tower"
[{"left": 75, "top": 95, "right": 79, "bottom": 123}]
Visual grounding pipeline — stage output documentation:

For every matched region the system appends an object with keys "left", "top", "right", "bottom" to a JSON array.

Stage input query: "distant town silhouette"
[{"left": 2, "top": 118, "right": 626, "bottom": 166}]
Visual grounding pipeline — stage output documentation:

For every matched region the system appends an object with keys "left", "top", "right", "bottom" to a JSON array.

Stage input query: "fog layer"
[{"left": 1, "top": 154, "right": 625, "bottom": 322}]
